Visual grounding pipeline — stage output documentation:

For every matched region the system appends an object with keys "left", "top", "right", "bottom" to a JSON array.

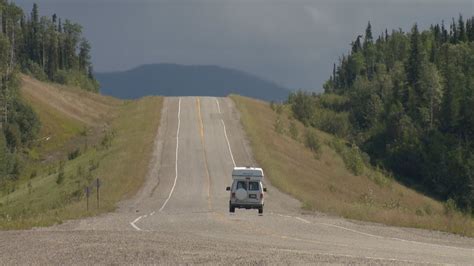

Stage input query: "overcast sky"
[{"left": 15, "top": 0, "right": 473, "bottom": 91}]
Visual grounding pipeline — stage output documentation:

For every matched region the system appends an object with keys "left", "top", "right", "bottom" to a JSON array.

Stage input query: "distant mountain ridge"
[{"left": 95, "top": 64, "right": 290, "bottom": 101}]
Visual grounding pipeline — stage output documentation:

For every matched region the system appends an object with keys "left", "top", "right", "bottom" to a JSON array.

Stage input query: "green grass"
[
  {"left": 231, "top": 95, "right": 474, "bottom": 237},
  {"left": 0, "top": 77, "right": 162, "bottom": 229}
]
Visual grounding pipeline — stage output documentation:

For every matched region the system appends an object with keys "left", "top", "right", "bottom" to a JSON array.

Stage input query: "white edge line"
[
  {"left": 295, "top": 217, "right": 310, "bottom": 224},
  {"left": 215, "top": 98, "right": 236, "bottom": 167},
  {"left": 215, "top": 97, "right": 221, "bottom": 113},
  {"left": 316, "top": 221, "right": 472, "bottom": 251},
  {"left": 221, "top": 120, "right": 236, "bottom": 167},
  {"left": 130, "top": 215, "right": 143, "bottom": 231},
  {"left": 130, "top": 98, "right": 181, "bottom": 230},
  {"left": 274, "top": 213, "right": 472, "bottom": 252},
  {"left": 277, "top": 214, "right": 293, "bottom": 219},
  {"left": 159, "top": 97, "right": 181, "bottom": 212}
]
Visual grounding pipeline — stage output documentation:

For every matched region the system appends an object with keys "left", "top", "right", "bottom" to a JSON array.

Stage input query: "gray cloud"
[{"left": 15, "top": 0, "right": 473, "bottom": 90}]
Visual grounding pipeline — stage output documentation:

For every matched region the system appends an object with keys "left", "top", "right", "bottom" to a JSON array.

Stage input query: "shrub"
[
  {"left": 416, "top": 209, "right": 424, "bottom": 216},
  {"left": 288, "top": 120, "right": 299, "bottom": 141},
  {"left": 76, "top": 165, "right": 84, "bottom": 178},
  {"left": 289, "top": 91, "right": 315, "bottom": 126},
  {"left": 311, "top": 108, "right": 351, "bottom": 138},
  {"left": 270, "top": 101, "right": 276, "bottom": 111},
  {"left": 27, "top": 180, "right": 33, "bottom": 194},
  {"left": 319, "top": 93, "right": 349, "bottom": 112},
  {"left": 54, "top": 69, "right": 99, "bottom": 92},
  {"left": 100, "top": 129, "right": 116, "bottom": 149},
  {"left": 359, "top": 188, "right": 375, "bottom": 206},
  {"left": 329, "top": 139, "right": 365, "bottom": 176},
  {"left": 345, "top": 145, "right": 365, "bottom": 175},
  {"left": 29, "top": 170, "right": 37, "bottom": 179},
  {"left": 88, "top": 159, "right": 99, "bottom": 172},
  {"left": 367, "top": 168, "right": 391, "bottom": 187},
  {"left": 56, "top": 161, "right": 66, "bottom": 185},
  {"left": 24, "top": 60, "right": 48, "bottom": 81},
  {"left": 274, "top": 116, "right": 284, "bottom": 134},
  {"left": 383, "top": 198, "right": 401, "bottom": 209},
  {"left": 305, "top": 129, "right": 321, "bottom": 155},
  {"left": 444, "top": 198, "right": 457, "bottom": 216},
  {"left": 68, "top": 148, "right": 81, "bottom": 161},
  {"left": 423, "top": 204, "right": 433, "bottom": 215},
  {"left": 7, "top": 98, "right": 41, "bottom": 146},
  {"left": 4, "top": 124, "right": 21, "bottom": 150},
  {"left": 275, "top": 104, "right": 284, "bottom": 115},
  {"left": 80, "top": 126, "right": 88, "bottom": 136}
]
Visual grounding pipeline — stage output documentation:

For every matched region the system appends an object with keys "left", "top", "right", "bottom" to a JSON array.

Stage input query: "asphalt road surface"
[{"left": 1, "top": 97, "right": 473, "bottom": 264}]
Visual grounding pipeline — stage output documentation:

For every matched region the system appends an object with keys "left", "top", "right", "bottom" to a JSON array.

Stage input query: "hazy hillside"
[{"left": 96, "top": 64, "right": 290, "bottom": 101}]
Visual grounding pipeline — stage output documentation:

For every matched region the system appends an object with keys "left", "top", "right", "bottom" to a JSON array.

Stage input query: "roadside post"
[
  {"left": 96, "top": 178, "right": 101, "bottom": 209},
  {"left": 85, "top": 186, "right": 90, "bottom": 211}
]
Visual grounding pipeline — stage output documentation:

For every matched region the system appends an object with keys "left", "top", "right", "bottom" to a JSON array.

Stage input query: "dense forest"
[
  {"left": 0, "top": 1, "right": 97, "bottom": 184},
  {"left": 289, "top": 15, "right": 474, "bottom": 213}
]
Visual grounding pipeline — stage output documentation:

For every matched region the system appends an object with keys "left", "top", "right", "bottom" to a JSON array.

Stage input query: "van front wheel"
[
  {"left": 229, "top": 205, "right": 235, "bottom": 213},
  {"left": 258, "top": 207, "right": 263, "bottom": 214}
]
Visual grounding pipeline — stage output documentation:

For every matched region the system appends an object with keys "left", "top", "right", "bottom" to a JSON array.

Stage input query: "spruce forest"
[
  {"left": 289, "top": 16, "right": 474, "bottom": 213},
  {"left": 0, "top": 2, "right": 97, "bottom": 185}
]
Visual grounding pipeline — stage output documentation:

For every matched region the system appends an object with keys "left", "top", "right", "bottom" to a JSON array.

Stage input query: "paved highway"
[{"left": 1, "top": 97, "right": 473, "bottom": 264}]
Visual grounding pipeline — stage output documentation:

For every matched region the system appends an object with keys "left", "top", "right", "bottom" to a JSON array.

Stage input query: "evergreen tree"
[
  {"left": 88, "top": 65, "right": 94, "bottom": 80},
  {"left": 62, "top": 19, "right": 82, "bottom": 69},
  {"left": 52, "top": 13, "right": 57, "bottom": 29},
  {"left": 433, "top": 24, "right": 441, "bottom": 45},
  {"left": 441, "top": 20, "right": 448, "bottom": 43},
  {"left": 469, "top": 18, "right": 474, "bottom": 41},
  {"left": 78, "top": 38, "right": 91, "bottom": 73},
  {"left": 458, "top": 14, "right": 467, "bottom": 42},
  {"left": 363, "top": 21, "right": 373, "bottom": 48},
  {"left": 30, "top": 3, "right": 40, "bottom": 62},
  {"left": 57, "top": 17, "right": 64, "bottom": 69},
  {"left": 46, "top": 19, "right": 58, "bottom": 79},
  {"left": 351, "top": 35, "right": 362, "bottom": 54},
  {"left": 466, "top": 18, "right": 472, "bottom": 41},
  {"left": 363, "top": 22, "right": 376, "bottom": 80},
  {"left": 450, "top": 17, "right": 458, "bottom": 43},
  {"left": 406, "top": 24, "right": 423, "bottom": 121}
]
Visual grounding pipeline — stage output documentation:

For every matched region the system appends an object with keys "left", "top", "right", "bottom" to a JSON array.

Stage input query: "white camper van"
[{"left": 226, "top": 167, "right": 267, "bottom": 214}]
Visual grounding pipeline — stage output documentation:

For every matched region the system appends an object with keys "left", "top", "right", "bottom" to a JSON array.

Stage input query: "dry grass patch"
[
  {"left": 232, "top": 95, "right": 474, "bottom": 237},
  {"left": 20, "top": 74, "right": 121, "bottom": 156}
]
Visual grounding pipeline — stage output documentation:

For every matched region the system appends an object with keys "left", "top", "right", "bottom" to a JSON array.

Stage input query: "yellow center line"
[{"left": 196, "top": 97, "right": 212, "bottom": 211}]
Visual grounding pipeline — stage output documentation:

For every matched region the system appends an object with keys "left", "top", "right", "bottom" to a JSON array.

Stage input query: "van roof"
[{"left": 232, "top": 167, "right": 264, "bottom": 179}]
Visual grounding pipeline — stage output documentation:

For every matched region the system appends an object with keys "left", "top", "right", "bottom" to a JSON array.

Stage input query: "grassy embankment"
[
  {"left": 0, "top": 75, "right": 162, "bottom": 229},
  {"left": 231, "top": 95, "right": 474, "bottom": 237}
]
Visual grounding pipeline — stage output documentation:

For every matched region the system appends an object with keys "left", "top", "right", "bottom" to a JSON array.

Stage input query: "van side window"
[
  {"left": 249, "top": 181, "right": 259, "bottom": 191},
  {"left": 236, "top": 181, "right": 247, "bottom": 190}
]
